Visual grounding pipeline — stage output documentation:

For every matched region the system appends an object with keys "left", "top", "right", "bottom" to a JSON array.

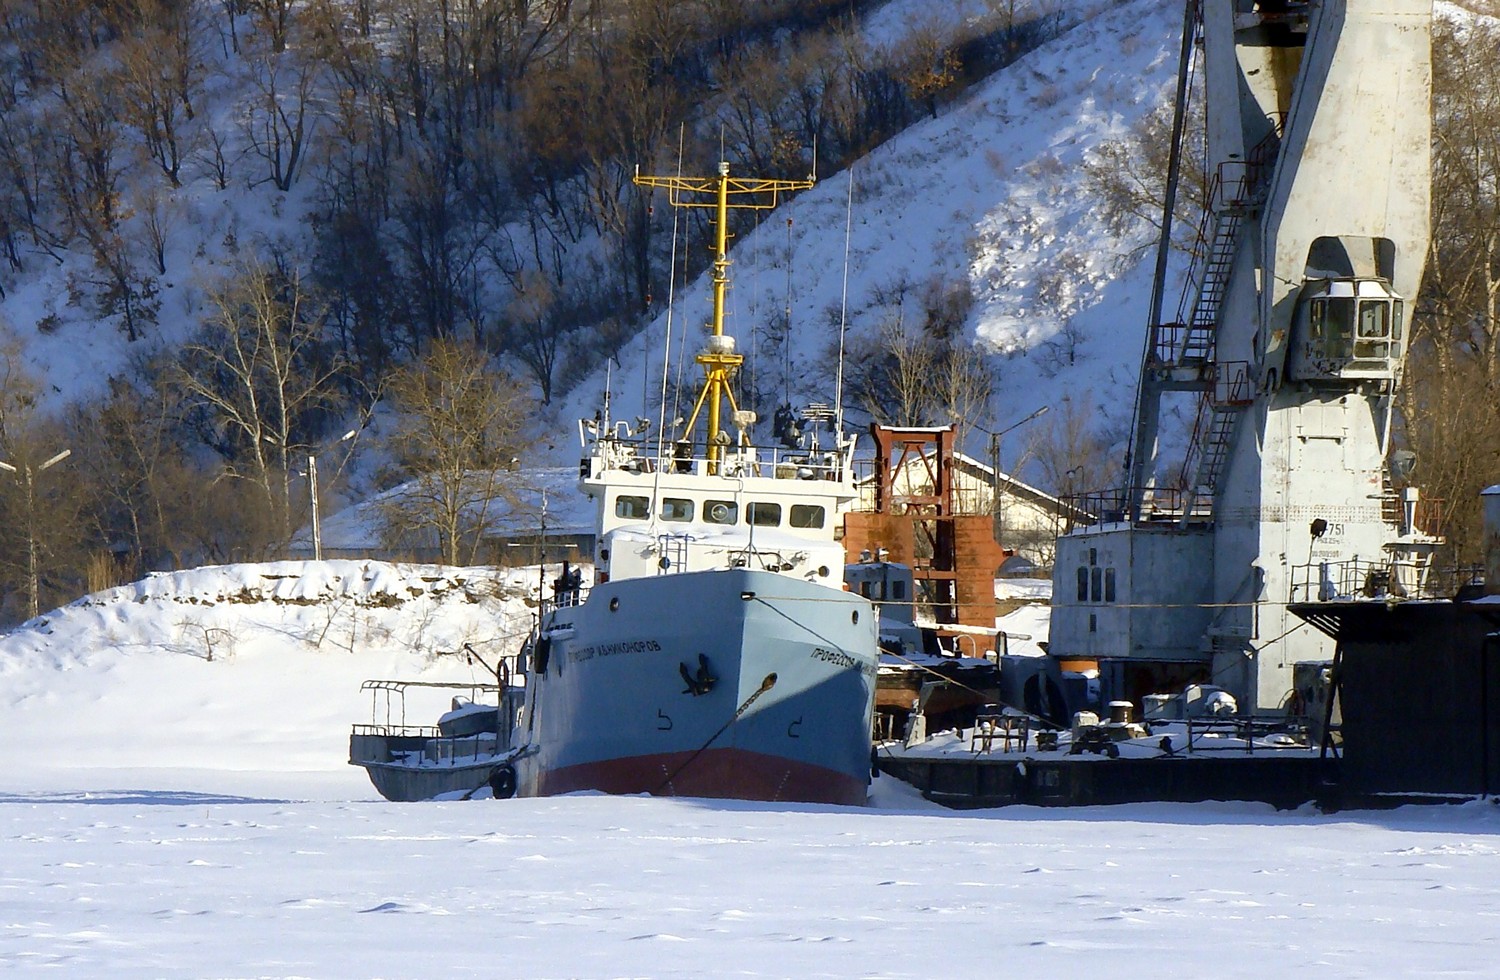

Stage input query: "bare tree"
[
  {"left": 116, "top": 0, "right": 204, "bottom": 188},
  {"left": 246, "top": 0, "right": 295, "bottom": 55},
  {"left": 389, "top": 141, "right": 480, "bottom": 342},
  {"left": 1396, "top": 18, "right": 1500, "bottom": 561},
  {"left": 0, "top": 336, "right": 84, "bottom": 621},
  {"left": 83, "top": 228, "right": 159, "bottom": 342},
  {"left": 242, "top": 45, "right": 321, "bottom": 191},
  {"left": 176, "top": 259, "right": 348, "bottom": 546},
  {"left": 497, "top": 268, "right": 566, "bottom": 403},
  {"left": 896, "top": 16, "right": 961, "bottom": 119},
  {"left": 1082, "top": 95, "right": 1208, "bottom": 262},
  {"left": 65, "top": 364, "right": 198, "bottom": 576},
  {"left": 1031, "top": 393, "right": 1113, "bottom": 500},
  {"left": 378, "top": 337, "right": 533, "bottom": 566},
  {"left": 136, "top": 183, "right": 176, "bottom": 275},
  {"left": 49, "top": 60, "right": 124, "bottom": 240}
]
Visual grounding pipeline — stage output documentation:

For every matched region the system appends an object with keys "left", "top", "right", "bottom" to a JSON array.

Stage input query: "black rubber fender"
[{"left": 488, "top": 764, "right": 518, "bottom": 800}]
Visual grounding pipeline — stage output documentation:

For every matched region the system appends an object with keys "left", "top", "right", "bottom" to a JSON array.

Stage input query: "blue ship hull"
[{"left": 518, "top": 568, "right": 879, "bottom": 805}]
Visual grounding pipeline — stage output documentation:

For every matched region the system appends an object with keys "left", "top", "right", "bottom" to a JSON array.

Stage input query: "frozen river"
[{"left": 5, "top": 775, "right": 1500, "bottom": 977}]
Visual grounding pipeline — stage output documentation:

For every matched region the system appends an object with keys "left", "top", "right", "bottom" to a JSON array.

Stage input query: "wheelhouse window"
[
  {"left": 790, "top": 504, "right": 825, "bottom": 529},
  {"left": 704, "top": 500, "right": 737, "bottom": 525},
  {"left": 1310, "top": 298, "right": 1354, "bottom": 359},
  {"left": 660, "top": 497, "right": 693, "bottom": 521},
  {"left": 747, "top": 502, "right": 782, "bottom": 526},
  {"left": 1354, "top": 300, "right": 1395, "bottom": 359},
  {"left": 615, "top": 495, "right": 649, "bottom": 519}
]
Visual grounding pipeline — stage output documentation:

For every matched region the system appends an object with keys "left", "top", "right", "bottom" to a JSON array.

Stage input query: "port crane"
[{"left": 1048, "top": 0, "right": 1438, "bottom": 712}]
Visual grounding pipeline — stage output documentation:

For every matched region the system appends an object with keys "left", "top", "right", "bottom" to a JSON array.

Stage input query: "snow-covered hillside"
[
  {"left": 0, "top": 561, "right": 543, "bottom": 795},
  {"left": 0, "top": 0, "right": 1176, "bottom": 492},
  {"left": 572, "top": 0, "right": 1177, "bottom": 472}
]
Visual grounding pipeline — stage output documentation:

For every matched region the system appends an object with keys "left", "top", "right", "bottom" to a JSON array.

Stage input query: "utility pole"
[
  {"left": 307, "top": 429, "right": 356, "bottom": 562},
  {"left": 974, "top": 406, "right": 1049, "bottom": 544},
  {"left": 308, "top": 454, "right": 321, "bottom": 561},
  {"left": 0, "top": 448, "right": 72, "bottom": 620}
]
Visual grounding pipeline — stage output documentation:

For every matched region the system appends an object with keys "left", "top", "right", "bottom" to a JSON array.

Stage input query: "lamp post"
[
  {"left": 0, "top": 448, "right": 72, "bottom": 620},
  {"left": 975, "top": 406, "right": 1050, "bottom": 544},
  {"left": 308, "top": 430, "right": 357, "bottom": 562}
]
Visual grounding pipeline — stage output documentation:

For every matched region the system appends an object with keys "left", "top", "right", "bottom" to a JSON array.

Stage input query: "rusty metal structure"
[{"left": 844, "top": 424, "right": 1006, "bottom": 632}]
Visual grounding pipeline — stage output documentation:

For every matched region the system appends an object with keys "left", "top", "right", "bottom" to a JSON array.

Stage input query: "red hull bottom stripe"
[{"left": 538, "top": 747, "right": 868, "bottom": 806}]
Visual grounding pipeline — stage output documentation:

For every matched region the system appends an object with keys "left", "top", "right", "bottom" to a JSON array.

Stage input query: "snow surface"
[
  {"left": 997, "top": 576, "right": 1052, "bottom": 657},
  {"left": 6, "top": 563, "right": 1500, "bottom": 976},
  {"left": 7, "top": 788, "right": 1500, "bottom": 976}
]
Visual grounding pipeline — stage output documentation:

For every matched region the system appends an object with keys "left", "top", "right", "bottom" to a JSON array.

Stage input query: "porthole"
[
  {"left": 851, "top": 610, "right": 859, "bottom": 625},
  {"left": 609, "top": 597, "right": 620, "bottom": 611}
]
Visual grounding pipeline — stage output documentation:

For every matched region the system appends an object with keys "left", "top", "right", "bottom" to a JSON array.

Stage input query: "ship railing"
[
  {"left": 351, "top": 722, "right": 443, "bottom": 739},
  {"left": 589, "top": 431, "right": 853, "bottom": 483},
  {"left": 727, "top": 546, "right": 796, "bottom": 573},
  {"left": 540, "top": 587, "right": 590, "bottom": 617},
  {"left": 1431, "top": 564, "right": 1486, "bottom": 596},
  {"left": 1287, "top": 557, "right": 1446, "bottom": 603},
  {"left": 1058, "top": 485, "right": 1212, "bottom": 532},
  {"left": 350, "top": 724, "right": 504, "bottom": 765},
  {"left": 358, "top": 679, "right": 502, "bottom": 728},
  {"left": 1165, "top": 715, "right": 1306, "bottom": 755},
  {"left": 422, "top": 732, "right": 504, "bottom": 765}
]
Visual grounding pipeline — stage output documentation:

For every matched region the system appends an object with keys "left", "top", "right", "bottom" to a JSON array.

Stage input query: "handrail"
[
  {"left": 1059, "top": 485, "right": 1213, "bottom": 531},
  {"left": 1287, "top": 557, "right": 1440, "bottom": 603},
  {"left": 359, "top": 679, "right": 502, "bottom": 693},
  {"left": 1175, "top": 714, "right": 1302, "bottom": 754},
  {"left": 351, "top": 723, "right": 443, "bottom": 738},
  {"left": 589, "top": 430, "right": 854, "bottom": 484}
]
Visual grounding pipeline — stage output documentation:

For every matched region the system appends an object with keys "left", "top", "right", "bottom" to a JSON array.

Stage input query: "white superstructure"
[{"left": 578, "top": 411, "right": 859, "bottom": 588}]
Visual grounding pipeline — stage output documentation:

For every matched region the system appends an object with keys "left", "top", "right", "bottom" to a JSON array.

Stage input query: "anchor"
[{"left": 679, "top": 653, "right": 717, "bottom": 696}]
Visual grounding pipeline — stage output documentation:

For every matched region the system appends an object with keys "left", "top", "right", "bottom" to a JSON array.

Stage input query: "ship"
[
  {"left": 501, "top": 161, "right": 880, "bottom": 805},
  {"left": 349, "top": 649, "right": 526, "bottom": 801}
]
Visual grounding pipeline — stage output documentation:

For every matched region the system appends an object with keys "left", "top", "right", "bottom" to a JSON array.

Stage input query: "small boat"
[
  {"left": 501, "top": 161, "right": 881, "bottom": 805},
  {"left": 349, "top": 655, "right": 526, "bottom": 801}
]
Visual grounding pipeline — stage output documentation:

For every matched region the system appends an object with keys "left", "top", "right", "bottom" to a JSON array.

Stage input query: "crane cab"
[{"left": 1286, "top": 278, "right": 1405, "bottom": 383}]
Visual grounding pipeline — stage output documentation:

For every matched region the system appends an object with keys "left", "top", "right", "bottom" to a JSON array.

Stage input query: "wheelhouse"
[{"left": 1287, "top": 277, "right": 1405, "bottom": 382}]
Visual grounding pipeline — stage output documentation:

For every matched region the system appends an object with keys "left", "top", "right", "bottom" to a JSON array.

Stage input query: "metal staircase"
[
  {"left": 1179, "top": 202, "right": 1241, "bottom": 364},
  {"left": 1169, "top": 145, "right": 1281, "bottom": 520},
  {"left": 1179, "top": 362, "right": 1253, "bottom": 523}
]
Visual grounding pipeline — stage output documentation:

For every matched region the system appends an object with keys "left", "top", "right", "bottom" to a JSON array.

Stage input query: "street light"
[
  {"left": 0, "top": 448, "right": 72, "bottom": 620},
  {"left": 971, "top": 406, "right": 1050, "bottom": 544},
  {"left": 308, "top": 430, "right": 357, "bottom": 562}
]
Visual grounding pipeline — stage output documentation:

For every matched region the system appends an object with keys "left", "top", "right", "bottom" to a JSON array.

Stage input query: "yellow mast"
[{"left": 633, "top": 161, "right": 814, "bottom": 474}]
